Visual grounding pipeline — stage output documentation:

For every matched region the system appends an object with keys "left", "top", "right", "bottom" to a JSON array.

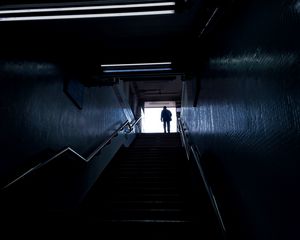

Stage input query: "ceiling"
[
  {"left": 0, "top": 0, "right": 226, "bottom": 104},
  {"left": 130, "top": 74, "right": 183, "bottom": 105},
  {"left": 0, "top": 0, "right": 213, "bottom": 63}
]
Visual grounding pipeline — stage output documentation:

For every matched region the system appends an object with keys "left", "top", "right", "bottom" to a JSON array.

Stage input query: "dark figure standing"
[{"left": 161, "top": 106, "right": 172, "bottom": 133}]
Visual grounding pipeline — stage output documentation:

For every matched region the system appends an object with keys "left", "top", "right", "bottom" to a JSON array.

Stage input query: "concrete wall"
[
  {"left": 181, "top": 1, "right": 300, "bottom": 239},
  {"left": 0, "top": 60, "right": 133, "bottom": 187}
]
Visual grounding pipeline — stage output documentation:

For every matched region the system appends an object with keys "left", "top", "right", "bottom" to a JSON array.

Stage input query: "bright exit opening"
[{"left": 141, "top": 101, "right": 177, "bottom": 133}]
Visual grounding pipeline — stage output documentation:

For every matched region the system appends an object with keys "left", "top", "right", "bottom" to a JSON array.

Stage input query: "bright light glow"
[
  {"left": 101, "top": 62, "right": 172, "bottom": 67},
  {"left": 103, "top": 68, "right": 172, "bottom": 73},
  {"left": 142, "top": 107, "right": 177, "bottom": 133},
  {"left": 0, "top": 2, "right": 175, "bottom": 14},
  {"left": 0, "top": 10, "right": 175, "bottom": 21}
]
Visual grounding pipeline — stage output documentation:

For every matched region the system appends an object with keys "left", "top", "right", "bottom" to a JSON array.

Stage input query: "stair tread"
[{"left": 80, "top": 133, "right": 222, "bottom": 240}]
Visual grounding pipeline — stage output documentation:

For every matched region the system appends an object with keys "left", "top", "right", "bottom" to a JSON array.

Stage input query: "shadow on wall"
[{"left": 200, "top": 151, "right": 247, "bottom": 239}]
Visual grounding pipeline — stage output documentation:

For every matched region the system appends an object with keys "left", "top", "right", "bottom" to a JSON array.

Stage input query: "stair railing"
[
  {"left": 178, "top": 118, "right": 227, "bottom": 238},
  {"left": 3, "top": 118, "right": 140, "bottom": 190},
  {"left": 178, "top": 118, "right": 191, "bottom": 160},
  {"left": 128, "top": 116, "right": 142, "bottom": 132},
  {"left": 86, "top": 120, "right": 129, "bottom": 161}
]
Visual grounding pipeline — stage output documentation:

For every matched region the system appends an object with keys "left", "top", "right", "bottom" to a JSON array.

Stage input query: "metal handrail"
[
  {"left": 3, "top": 119, "right": 133, "bottom": 190},
  {"left": 3, "top": 147, "right": 86, "bottom": 189},
  {"left": 191, "top": 145, "right": 226, "bottom": 235},
  {"left": 128, "top": 116, "right": 142, "bottom": 132},
  {"left": 178, "top": 118, "right": 226, "bottom": 237},
  {"left": 178, "top": 118, "right": 190, "bottom": 160},
  {"left": 86, "top": 120, "right": 129, "bottom": 161}
]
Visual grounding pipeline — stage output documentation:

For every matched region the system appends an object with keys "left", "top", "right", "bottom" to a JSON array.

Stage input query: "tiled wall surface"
[
  {"left": 0, "top": 61, "right": 130, "bottom": 185},
  {"left": 181, "top": 1, "right": 300, "bottom": 239}
]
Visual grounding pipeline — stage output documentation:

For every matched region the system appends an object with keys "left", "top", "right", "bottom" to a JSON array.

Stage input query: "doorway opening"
[{"left": 141, "top": 101, "right": 177, "bottom": 133}]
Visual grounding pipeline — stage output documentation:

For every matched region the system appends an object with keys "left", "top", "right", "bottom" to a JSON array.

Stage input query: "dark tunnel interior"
[{"left": 0, "top": 0, "right": 300, "bottom": 239}]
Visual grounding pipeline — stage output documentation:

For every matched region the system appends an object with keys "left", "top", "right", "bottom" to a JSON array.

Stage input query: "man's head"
[{"left": 163, "top": 106, "right": 167, "bottom": 109}]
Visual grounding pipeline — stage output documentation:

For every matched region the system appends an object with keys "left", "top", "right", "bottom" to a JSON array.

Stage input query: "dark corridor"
[{"left": 1, "top": 0, "right": 300, "bottom": 239}]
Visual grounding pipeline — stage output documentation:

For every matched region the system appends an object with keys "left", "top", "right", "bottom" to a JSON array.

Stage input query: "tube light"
[
  {"left": 0, "top": 10, "right": 175, "bottom": 21},
  {"left": 0, "top": 2, "right": 175, "bottom": 21},
  {"left": 0, "top": 2, "right": 176, "bottom": 14},
  {"left": 103, "top": 68, "right": 172, "bottom": 73},
  {"left": 101, "top": 62, "right": 172, "bottom": 67}
]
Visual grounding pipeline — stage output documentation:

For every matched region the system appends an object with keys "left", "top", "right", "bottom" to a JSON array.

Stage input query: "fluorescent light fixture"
[
  {"left": 101, "top": 62, "right": 172, "bottom": 67},
  {"left": 103, "top": 68, "right": 172, "bottom": 73},
  {"left": 0, "top": 10, "right": 174, "bottom": 21},
  {"left": 0, "top": 2, "right": 175, "bottom": 21},
  {"left": 0, "top": 2, "right": 175, "bottom": 14}
]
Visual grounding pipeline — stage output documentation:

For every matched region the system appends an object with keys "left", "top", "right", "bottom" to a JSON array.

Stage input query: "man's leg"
[
  {"left": 167, "top": 121, "right": 170, "bottom": 133},
  {"left": 163, "top": 121, "right": 167, "bottom": 133}
]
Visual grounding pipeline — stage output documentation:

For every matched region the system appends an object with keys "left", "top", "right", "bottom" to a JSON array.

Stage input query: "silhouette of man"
[{"left": 161, "top": 106, "right": 172, "bottom": 133}]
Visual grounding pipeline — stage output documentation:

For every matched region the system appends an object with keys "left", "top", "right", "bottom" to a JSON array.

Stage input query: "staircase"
[{"left": 80, "top": 133, "right": 222, "bottom": 239}]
